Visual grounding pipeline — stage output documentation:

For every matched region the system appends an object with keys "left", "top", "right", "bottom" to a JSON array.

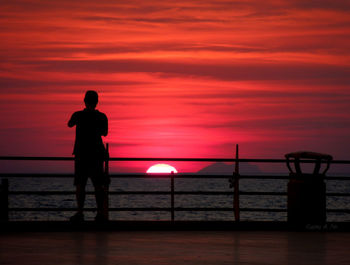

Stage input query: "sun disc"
[{"left": 146, "top": 164, "right": 178, "bottom": 174}]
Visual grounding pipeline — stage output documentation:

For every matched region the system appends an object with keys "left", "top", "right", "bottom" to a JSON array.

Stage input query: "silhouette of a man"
[{"left": 68, "top": 90, "right": 109, "bottom": 222}]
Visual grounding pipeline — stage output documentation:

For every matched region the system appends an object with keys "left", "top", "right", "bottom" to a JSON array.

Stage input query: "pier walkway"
[
  {"left": 1, "top": 154, "right": 350, "bottom": 264},
  {"left": 1, "top": 227, "right": 350, "bottom": 265}
]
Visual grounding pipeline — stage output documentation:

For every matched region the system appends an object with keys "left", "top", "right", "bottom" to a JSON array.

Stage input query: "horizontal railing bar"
[
  {"left": 0, "top": 173, "right": 232, "bottom": 179},
  {"left": 4, "top": 207, "right": 218, "bottom": 211},
  {"left": 8, "top": 190, "right": 350, "bottom": 196},
  {"left": 8, "top": 207, "right": 350, "bottom": 213},
  {"left": 6, "top": 191, "right": 279, "bottom": 195},
  {"left": 8, "top": 191, "right": 232, "bottom": 195},
  {"left": 240, "top": 208, "right": 286, "bottom": 212},
  {"left": 240, "top": 192, "right": 286, "bottom": 196},
  {"left": 326, "top": 209, "right": 350, "bottom": 213},
  {"left": 6, "top": 191, "right": 284, "bottom": 196},
  {"left": 0, "top": 173, "right": 350, "bottom": 181},
  {"left": 325, "top": 176, "right": 350, "bottom": 181},
  {"left": 8, "top": 207, "right": 171, "bottom": 212},
  {"left": 8, "top": 207, "right": 280, "bottom": 212},
  {"left": 2, "top": 173, "right": 350, "bottom": 180},
  {"left": 108, "top": 158, "right": 341, "bottom": 163},
  {"left": 113, "top": 174, "right": 231, "bottom": 179},
  {"left": 326, "top": 193, "right": 350, "bottom": 197},
  {"left": 112, "top": 158, "right": 247, "bottom": 162},
  {"left": 175, "top": 208, "right": 286, "bottom": 212},
  {"left": 8, "top": 191, "right": 170, "bottom": 195},
  {"left": 0, "top": 156, "right": 74, "bottom": 161},
  {"left": 5, "top": 207, "right": 288, "bottom": 212},
  {"left": 1, "top": 156, "right": 350, "bottom": 164},
  {"left": 0, "top": 174, "right": 75, "bottom": 178},
  {"left": 0, "top": 173, "right": 223, "bottom": 178},
  {"left": 0, "top": 173, "right": 229, "bottom": 178}
]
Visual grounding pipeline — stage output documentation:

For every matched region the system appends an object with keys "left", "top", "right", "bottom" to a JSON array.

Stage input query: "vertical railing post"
[
  {"left": 171, "top": 171, "right": 175, "bottom": 222},
  {"left": 233, "top": 144, "right": 240, "bottom": 222},
  {"left": 103, "top": 143, "right": 109, "bottom": 220},
  {"left": 105, "top": 143, "right": 109, "bottom": 175},
  {"left": 0, "top": 179, "right": 9, "bottom": 221}
]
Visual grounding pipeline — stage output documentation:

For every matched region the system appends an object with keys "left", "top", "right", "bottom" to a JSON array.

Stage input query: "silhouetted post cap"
[{"left": 285, "top": 151, "right": 333, "bottom": 176}]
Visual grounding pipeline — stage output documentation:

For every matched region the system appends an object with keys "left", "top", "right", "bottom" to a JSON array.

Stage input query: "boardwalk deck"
[{"left": 1, "top": 228, "right": 350, "bottom": 265}]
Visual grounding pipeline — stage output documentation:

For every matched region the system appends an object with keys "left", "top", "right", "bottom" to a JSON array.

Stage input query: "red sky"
[{"left": 1, "top": 0, "right": 350, "bottom": 172}]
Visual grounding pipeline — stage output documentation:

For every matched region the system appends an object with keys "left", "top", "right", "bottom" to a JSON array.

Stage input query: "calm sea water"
[{"left": 7, "top": 176, "right": 350, "bottom": 222}]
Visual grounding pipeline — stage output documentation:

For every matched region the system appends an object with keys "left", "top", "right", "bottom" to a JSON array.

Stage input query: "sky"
[{"left": 1, "top": 0, "right": 350, "bottom": 173}]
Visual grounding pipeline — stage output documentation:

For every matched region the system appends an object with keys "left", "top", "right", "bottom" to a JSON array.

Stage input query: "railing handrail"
[
  {"left": 1, "top": 173, "right": 350, "bottom": 181},
  {"left": 1, "top": 155, "right": 350, "bottom": 222},
  {"left": 1, "top": 156, "right": 350, "bottom": 164}
]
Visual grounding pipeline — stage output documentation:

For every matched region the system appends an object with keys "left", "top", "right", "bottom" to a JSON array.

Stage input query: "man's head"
[{"left": 84, "top": 90, "right": 98, "bottom": 109}]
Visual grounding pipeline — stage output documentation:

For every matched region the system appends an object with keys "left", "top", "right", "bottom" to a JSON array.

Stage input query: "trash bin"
[{"left": 285, "top": 151, "right": 332, "bottom": 227}]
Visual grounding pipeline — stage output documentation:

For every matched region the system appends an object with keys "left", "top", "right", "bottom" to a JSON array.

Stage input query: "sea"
[{"left": 7, "top": 174, "right": 350, "bottom": 222}]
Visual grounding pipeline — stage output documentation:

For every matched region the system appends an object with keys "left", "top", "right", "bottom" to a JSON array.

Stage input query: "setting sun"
[{"left": 146, "top": 164, "right": 178, "bottom": 174}]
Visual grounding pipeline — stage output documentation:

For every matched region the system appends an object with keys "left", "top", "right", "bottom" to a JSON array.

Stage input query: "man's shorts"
[{"left": 74, "top": 157, "right": 110, "bottom": 187}]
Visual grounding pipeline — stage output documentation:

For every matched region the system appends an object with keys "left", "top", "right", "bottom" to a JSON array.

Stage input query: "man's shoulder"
[
  {"left": 95, "top": 110, "right": 108, "bottom": 119},
  {"left": 73, "top": 109, "right": 107, "bottom": 120}
]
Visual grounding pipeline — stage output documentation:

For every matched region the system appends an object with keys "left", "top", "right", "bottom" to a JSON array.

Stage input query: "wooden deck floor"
[{"left": 1, "top": 230, "right": 350, "bottom": 265}]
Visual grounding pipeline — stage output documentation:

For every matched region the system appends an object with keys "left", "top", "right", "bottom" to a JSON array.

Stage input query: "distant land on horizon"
[
  {"left": 196, "top": 161, "right": 350, "bottom": 176},
  {"left": 197, "top": 162, "right": 262, "bottom": 175}
]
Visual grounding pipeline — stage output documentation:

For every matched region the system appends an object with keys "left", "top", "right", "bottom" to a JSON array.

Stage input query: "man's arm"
[
  {"left": 101, "top": 114, "right": 108, "bottom": 136},
  {"left": 68, "top": 112, "right": 78, "bottom": 128}
]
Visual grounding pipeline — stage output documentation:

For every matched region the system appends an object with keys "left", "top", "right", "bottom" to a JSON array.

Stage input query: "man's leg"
[
  {"left": 94, "top": 184, "right": 109, "bottom": 220},
  {"left": 70, "top": 184, "right": 85, "bottom": 222},
  {"left": 102, "top": 185, "right": 109, "bottom": 220},
  {"left": 92, "top": 159, "right": 109, "bottom": 222},
  {"left": 94, "top": 184, "right": 104, "bottom": 215},
  {"left": 76, "top": 184, "right": 86, "bottom": 214},
  {"left": 71, "top": 157, "right": 87, "bottom": 222}
]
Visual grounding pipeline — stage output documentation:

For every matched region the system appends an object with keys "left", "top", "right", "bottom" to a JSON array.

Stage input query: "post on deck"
[
  {"left": 234, "top": 144, "right": 240, "bottom": 222},
  {"left": 171, "top": 171, "right": 175, "bottom": 222},
  {"left": 103, "top": 143, "right": 109, "bottom": 220},
  {"left": 0, "top": 179, "right": 9, "bottom": 221}
]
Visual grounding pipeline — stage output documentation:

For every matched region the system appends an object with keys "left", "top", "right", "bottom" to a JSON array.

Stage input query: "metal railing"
[{"left": 1, "top": 154, "right": 350, "bottom": 222}]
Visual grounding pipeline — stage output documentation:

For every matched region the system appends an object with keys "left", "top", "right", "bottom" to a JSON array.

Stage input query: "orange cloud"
[{"left": 1, "top": 0, "right": 350, "bottom": 172}]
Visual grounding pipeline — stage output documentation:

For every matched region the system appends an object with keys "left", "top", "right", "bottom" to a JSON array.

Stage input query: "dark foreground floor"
[{"left": 1, "top": 230, "right": 350, "bottom": 265}]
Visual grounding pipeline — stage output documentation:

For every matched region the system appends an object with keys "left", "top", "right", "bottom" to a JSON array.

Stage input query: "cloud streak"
[{"left": 23, "top": 59, "right": 349, "bottom": 84}]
